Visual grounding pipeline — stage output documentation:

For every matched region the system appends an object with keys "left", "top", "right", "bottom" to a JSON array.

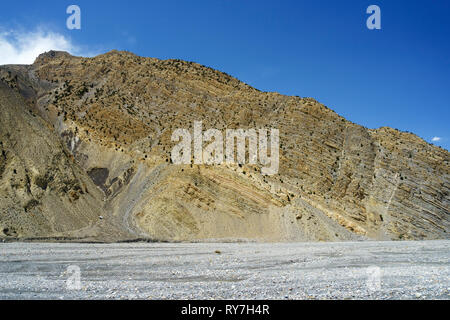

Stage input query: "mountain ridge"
[{"left": 0, "top": 50, "right": 448, "bottom": 241}]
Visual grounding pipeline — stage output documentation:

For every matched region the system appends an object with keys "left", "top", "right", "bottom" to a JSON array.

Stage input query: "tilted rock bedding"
[{"left": 0, "top": 50, "right": 448, "bottom": 241}]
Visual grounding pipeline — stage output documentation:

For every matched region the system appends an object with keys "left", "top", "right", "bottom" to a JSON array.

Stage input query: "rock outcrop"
[{"left": 0, "top": 50, "right": 448, "bottom": 241}]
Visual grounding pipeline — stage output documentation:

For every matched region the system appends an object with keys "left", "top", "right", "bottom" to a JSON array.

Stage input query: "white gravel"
[{"left": 0, "top": 240, "right": 449, "bottom": 299}]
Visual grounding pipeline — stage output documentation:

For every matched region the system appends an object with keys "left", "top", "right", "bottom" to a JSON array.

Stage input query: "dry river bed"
[{"left": 0, "top": 240, "right": 448, "bottom": 299}]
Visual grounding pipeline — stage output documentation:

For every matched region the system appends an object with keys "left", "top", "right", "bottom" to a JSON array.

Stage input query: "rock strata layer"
[{"left": 0, "top": 50, "right": 448, "bottom": 241}]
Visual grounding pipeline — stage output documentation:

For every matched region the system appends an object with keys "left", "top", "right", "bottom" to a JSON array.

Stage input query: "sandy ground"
[{"left": 0, "top": 240, "right": 448, "bottom": 300}]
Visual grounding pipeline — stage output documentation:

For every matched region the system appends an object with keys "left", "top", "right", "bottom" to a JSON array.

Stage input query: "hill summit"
[{"left": 0, "top": 50, "right": 448, "bottom": 241}]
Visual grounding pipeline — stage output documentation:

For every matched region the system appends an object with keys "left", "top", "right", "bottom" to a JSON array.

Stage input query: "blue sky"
[{"left": 0, "top": 0, "right": 449, "bottom": 150}]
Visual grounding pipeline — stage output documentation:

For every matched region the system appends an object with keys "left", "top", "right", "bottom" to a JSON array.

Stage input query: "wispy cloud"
[
  {"left": 0, "top": 28, "right": 94, "bottom": 65},
  {"left": 431, "top": 137, "right": 442, "bottom": 142}
]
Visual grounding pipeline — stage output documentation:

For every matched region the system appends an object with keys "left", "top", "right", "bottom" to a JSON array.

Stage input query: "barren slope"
[{"left": 0, "top": 50, "right": 448, "bottom": 241}]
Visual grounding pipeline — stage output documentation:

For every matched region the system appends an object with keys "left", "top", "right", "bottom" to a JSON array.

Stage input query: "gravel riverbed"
[{"left": 0, "top": 240, "right": 449, "bottom": 299}]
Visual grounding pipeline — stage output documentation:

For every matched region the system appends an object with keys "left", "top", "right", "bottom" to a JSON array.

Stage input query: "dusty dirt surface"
[{"left": 0, "top": 240, "right": 448, "bottom": 300}]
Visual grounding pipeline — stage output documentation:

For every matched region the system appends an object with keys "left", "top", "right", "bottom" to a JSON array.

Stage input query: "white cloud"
[
  {"left": 431, "top": 137, "right": 441, "bottom": 142},
  {"left": 0, "top": 28, "right": 93, "bottom": 65}
]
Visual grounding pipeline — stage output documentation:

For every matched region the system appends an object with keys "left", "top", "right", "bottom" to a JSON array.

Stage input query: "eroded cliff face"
[
  {"left": 0, "top": 50, "right": 448, "bottom": 241},
  {"left": 0, "top": 81, "right": 127, "bottom": 240}
]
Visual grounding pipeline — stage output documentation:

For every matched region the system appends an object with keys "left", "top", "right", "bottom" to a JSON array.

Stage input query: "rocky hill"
[{"left": 0, "top": 50, "right": 448, "bottom": 241}]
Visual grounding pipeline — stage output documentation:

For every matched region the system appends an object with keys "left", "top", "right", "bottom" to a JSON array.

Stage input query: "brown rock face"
[{"left": 0, "top": 50, "right": 448, "bottom": 241}]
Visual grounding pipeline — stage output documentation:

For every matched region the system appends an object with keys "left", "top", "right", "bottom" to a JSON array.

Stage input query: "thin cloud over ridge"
[{"left": 0, "top": 28, "right": 95, "bottom": 65}]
